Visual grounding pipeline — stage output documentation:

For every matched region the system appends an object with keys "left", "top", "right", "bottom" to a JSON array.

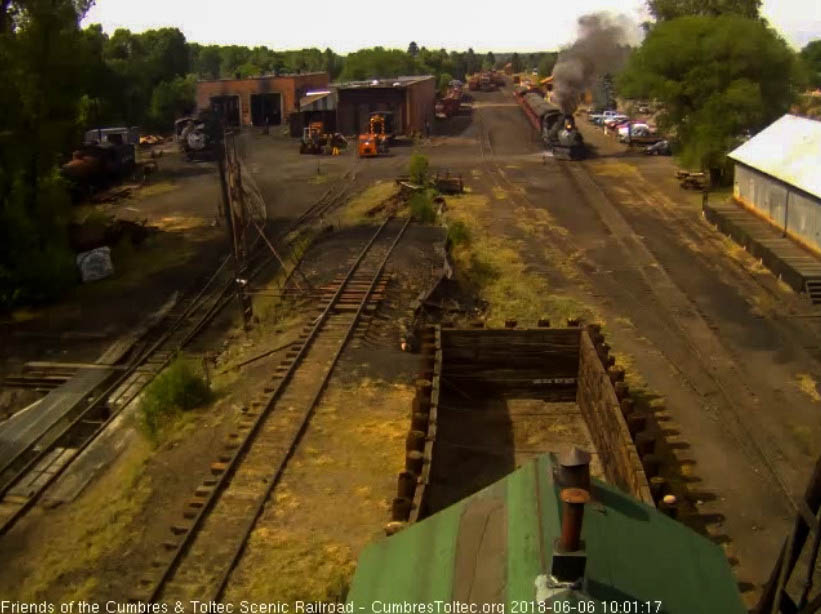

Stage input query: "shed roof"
[
  {"left": 299, "top": 91, "right": 336, "bottom": 111},
  {"left": 728, "top": 114, "right": 821, "bottom": 199},
  {"left": 196, "top": 71, "right": 327, "bottom": 85},
  {"left": 347, "top": 454, "right": 745, "bottom": 612},
  {"left": 334, "top": 75, "right": 434, "bottom": 90}
]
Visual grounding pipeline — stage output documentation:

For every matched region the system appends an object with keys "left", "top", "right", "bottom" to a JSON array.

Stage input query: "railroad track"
[
  {"left": 131, "top": 214, "right": 409, "bottom": 603},
  {"left": 0, "top": 172, "right": 358, "bottom": 537}
]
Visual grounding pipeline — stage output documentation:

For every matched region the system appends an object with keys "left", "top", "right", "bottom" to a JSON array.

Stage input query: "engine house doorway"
[
  {"left": 209, "top": 95, "right": 241, "bottom": 127},
  {"left": 251, "top": 93, "right": 282, "bottom": 126}
]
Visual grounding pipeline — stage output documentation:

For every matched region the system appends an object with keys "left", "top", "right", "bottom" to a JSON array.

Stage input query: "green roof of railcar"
[{"left": 347, "top": 454, "right": 745, "bottom": 614}]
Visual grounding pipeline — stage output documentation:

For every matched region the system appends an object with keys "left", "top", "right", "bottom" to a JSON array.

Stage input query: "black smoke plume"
[{"left": 551, "top": 13, "right": 634, "bottom": 114}]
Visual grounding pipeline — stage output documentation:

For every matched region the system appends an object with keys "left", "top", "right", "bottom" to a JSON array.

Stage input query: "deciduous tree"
[
  {"left": 0, "top": 0, "right": 94, "bottom": 307},
  {"left": 647, "top": 0, "right": 760, "bottom": 21},
  {"left": 800, "top": 40, "right": 821, "bottom": 88},
  {"left": 511, "top": 52, "right": 522, "bottom": 73},
  {"left": 618, "top": 15, "right": 802, "bottom": 176}
]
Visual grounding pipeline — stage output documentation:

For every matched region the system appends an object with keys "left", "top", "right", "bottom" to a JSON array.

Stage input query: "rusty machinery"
[
  {"left": 358, "top": 113, "right": 390, "bottom": 158},
  {"left": 299, "top": 121, "right": 347, "bottom": 155}
]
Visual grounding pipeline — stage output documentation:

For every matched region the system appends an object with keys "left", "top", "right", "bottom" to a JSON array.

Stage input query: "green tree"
[
  {"left": 511, "top": 52, "right": 522, "bottom": 73},
  {"left": 407, "top": 41, "right": 419, "bottom": 56},
  {"left": 465, "top": 47, "right": 478, "bottom": 75},
  {"left": 219, "top": 45, "right": 251, "bottom": 77},
  {"left": 647, "top": 0, "right": 760, "bottom": 21},
  {"left": 437, "top": 72, "right": 453, "bottom": 95},
  {"left": 485, "top": 51, "right": 495, "bottom": 68},
  {"left": 140, "top": 27, "right": 189, "bottom": 84},
  {"left": 196, "top": 45, "right": 222, "bottom": 79},
  {"left": 324, "top": 47, "right": 343, "bottom": 80},
  {"left": 148, "top": 75, "right": 196, "bottom": 129},
  {"left": 618, "top": 15, "right": 802, "bottom": 177},
  {"left": 339, "top": 47, "right": 425, "bottom": 81},
  {"left": 800, "top": 40, "right": 821, "bottom": 88},
  {"left": 0, "top": 0, "right": 95, "bottom": 308},
  {"left": 538, "top": 53, "right": 557, "bottom": 77},
  {"left": 408, "top": 153, "right": 430, "bottom": 184}
]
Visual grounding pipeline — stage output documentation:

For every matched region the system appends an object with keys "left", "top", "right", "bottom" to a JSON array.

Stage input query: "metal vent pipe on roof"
[
  {"left": 559, "top": 487, "right": 590, "bottom": 553},
  {"left": 557, "top": 447, "right": 591, "bottom": 492}
]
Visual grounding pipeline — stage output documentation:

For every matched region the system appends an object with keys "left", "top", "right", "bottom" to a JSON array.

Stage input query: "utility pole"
[{"left": 217, "top": 130, "right": 253, "bottom": 331}]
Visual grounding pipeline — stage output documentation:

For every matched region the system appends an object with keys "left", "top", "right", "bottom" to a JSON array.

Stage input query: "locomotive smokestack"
[{"left": 550, "top": 12, "right": 635, "bottom": 115}]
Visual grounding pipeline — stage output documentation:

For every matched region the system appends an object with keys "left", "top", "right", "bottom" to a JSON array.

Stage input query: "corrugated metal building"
[
  {"left": 347, "top": 454, "right": 746, "bottom": 612},
  {"left": 288, "top": 90, "right": 338, "bottom": 137},
  {"left": 335, "top": 75, "right": 435, "bottom": 136},
  {"left": 728, "top": 114, "right": 821, "bottom": 254},
  {"left": 195, "top": 72, "right": 329, "bottom": 128}
]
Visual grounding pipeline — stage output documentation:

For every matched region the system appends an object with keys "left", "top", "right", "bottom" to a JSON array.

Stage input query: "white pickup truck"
[{"left": 587, "top": 109, "right": 621, "bottom": 125}]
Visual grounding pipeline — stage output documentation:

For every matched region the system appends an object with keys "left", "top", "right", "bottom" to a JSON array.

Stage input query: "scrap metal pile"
[
  {"left": 435, "top": 80, "right": 464, "bottom": 119},
  {"left": 467, "top": 70, "right": 505, "bottom": 92}
]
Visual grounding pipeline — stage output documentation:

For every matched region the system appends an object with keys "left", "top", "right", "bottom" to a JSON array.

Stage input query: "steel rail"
[
  {"left": 0, "top": 174, "right": 354, "bottom": 536},
  {"left": 139, "top": 214, "right": 405, "bottom": 602},
  {"left": 211, "top": 214, "right": 411, "bottom": 601},
  {"left": 0, "top": 265, "right": 237, "bottom": 534}
]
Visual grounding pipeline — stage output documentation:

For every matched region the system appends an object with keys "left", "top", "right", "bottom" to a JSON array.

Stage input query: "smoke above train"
[{"left": 550, "top": 12, "right": 636, "bottom": 115}]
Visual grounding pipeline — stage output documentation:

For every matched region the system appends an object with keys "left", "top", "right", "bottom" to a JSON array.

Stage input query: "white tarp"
[{"left": 76, "top": 246, "right": 114, "bottom": 282}]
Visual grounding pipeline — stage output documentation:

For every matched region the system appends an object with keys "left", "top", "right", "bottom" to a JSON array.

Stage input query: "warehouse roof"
[
  {"left": 347, "top": 454, "right": 746, "bottom": 612},
  {"left": 196, "top": 71, "right": 327, "bottom": 84},
  {"left": 334, "top": 75, "right": 434, "bottom": 89},
  {"left": 728, "top": 114, "right": 821, "bottom": 199},
  {"left": 299, "top": 90, "right": 336, "bottom": 111}
]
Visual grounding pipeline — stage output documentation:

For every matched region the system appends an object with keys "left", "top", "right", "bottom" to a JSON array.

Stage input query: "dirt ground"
[
  {"left": 422, "top": 87, "right": 821, "bottom": 606},
  {"left": 0, "top": 157, "right": 443, "bottom": 602},
  {"left": 428, "top": 398, "right": 604, "bottom": 514},
  {"left": 1, "top": 85, "right": 818, "bottom": 607}
]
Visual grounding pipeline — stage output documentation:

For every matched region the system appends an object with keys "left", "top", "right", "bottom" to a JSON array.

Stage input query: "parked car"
[
  {"left": 618, "top": 122, "right": 651, "bottom": 137},
  {"left": 644, "top": 139, "right": 671, "bottom": 155},
  {"left": 603, "top": 115, "right": 630, "bottom": 129},
  {"left": 588, "top": 109, "right": 619, "bottom": 124}
]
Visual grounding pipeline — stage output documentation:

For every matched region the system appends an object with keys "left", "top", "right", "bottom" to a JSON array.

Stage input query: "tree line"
[
  {"left": 619, "top": 0, "right": 820, "bottom": 178},
  {"left": 0, "top": 0, "right": 551, "bottom": 309},
  {"left": 2, "top": 0, "right": 820, "bottom": 309}
]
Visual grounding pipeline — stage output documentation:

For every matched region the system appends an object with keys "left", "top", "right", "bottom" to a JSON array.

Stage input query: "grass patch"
[
  {"left": 795, "top": 373, "right": 821, "bottom": 403},
  {"left": 229, "top": 529, "right": 355, "bottom": 601},
  {"left": 409, "top": 190, "right": 437, "bottom": 224},
  {"left": 447, "top": 220, "right": 470, "bottom": 245},
  {"left": 223, "top": 378, "right": 411, "bottom": 601},
  {"left": 66, "top": 229, "right": 215, "bottom": 302},
  {"left": 340, "top": 180, "right": 400, "bottom": 226},
  {"left": 444, "top": 193, "right": 591, "bottom": 326},
  {"left": 308, "top": 173, "right": 331, "bottom": 185},
  {"left": 7, "top": 437, "right": 152, "bottom": 601},
  {"left": 132, "top": 180, "right": 178, "bottom": 199},
  {"left": 589, "top": 160, "right": 641, "bottom": 179},
  {"left": 492, "top": 186, "right": 509, "bottom": 200},
  {"left": 139, "top": 355, "right": 212, "bottom": 441},
  {"left": 408, "top": 152, "right": 430, "bottom": 185}
]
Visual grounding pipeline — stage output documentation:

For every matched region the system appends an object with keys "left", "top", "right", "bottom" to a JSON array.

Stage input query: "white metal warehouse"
[{"left": 728, "top": 114, "right": 821, "bottom": 254}]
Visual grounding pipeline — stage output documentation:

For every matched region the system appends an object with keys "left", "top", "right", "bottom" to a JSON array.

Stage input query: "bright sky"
[{"left": 81, "top": 0, "right": 820, "bottom": 52}]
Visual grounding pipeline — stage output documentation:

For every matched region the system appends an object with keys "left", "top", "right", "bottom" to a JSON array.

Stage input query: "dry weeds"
[
  {"left": 1, "top": 438, "right": 153, "bottom": 601},
  {"left": 339, "top": 180, "right": 400, "bottom": 227},
  {"left": 444, "top": 193, "right": 590, "bottom": 325},
  {"left": 223, "top": 378, "right": 411, "bottom": 601}
]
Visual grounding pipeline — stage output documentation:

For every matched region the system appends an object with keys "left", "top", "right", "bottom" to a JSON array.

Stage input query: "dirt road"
[{"left": 425, "top": 87, "right": 821, "bottom": 604}]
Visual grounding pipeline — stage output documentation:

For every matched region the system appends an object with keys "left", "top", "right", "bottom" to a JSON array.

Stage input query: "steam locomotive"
[{"left": 518, "top": 92, "right": 586, "bottom": 160}]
